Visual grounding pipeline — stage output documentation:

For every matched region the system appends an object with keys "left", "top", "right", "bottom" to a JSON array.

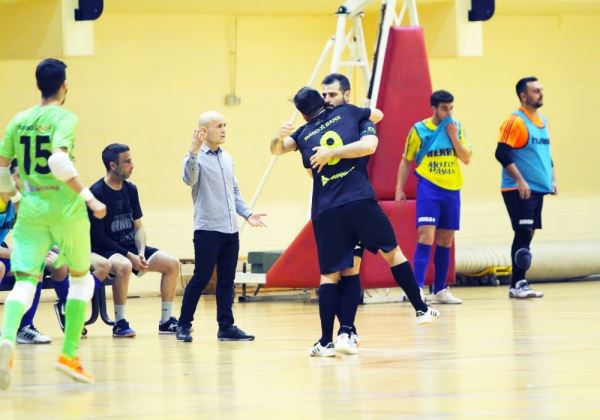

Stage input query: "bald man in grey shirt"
[{"left": 177, "top": 111, "right": 266, "bottom": 342}]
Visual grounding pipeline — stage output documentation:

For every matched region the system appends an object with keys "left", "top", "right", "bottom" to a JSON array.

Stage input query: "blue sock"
[
  {"left": 93, "top": 274, "right": 103, "bottom": 290},
  {"left": 413, "top": 243, "right": 432, "bottom": 288},
  {"left": 433, "top": 246, "right": 451, "bottom": 294},
  {"left": 318, "top": 283, "right": 339, "bottom": 346},
  {"left": 53, "top": 275, "right": 69, "bottom": 303},
  {"left": 20, "top": 282, "right": 42, "bottom": 328}
]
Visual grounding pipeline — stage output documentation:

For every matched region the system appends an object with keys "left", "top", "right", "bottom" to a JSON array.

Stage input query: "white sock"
[
  {"left": 161, "top": 302, "right": 173, "bottom": 323},
  {"left": 114, "top": 304, "right": 126, "bottom": 322}
]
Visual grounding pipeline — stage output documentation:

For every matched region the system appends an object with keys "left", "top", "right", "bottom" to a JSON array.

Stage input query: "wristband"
[
  {"left": 0, "top": 167, "right": 15, "bottom": 192},
  {"left": 79, "top": 187, "right": 94, "bottom": 202},
  {"left": 11, "top": 191, "right": 22, "bottom": 203}
]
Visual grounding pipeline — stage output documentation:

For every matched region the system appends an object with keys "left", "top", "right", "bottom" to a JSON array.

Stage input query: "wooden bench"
[{"left": 179, "top": 259, "right": 267, "bottom": 302}]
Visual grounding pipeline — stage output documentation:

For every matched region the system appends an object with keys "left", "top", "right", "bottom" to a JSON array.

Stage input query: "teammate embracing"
[{"left": 271, "top": 87, "right": 439, "bottom": 357}]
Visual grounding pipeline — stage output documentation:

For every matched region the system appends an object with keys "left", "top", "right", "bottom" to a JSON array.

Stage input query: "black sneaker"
[
  {"left": 54, "top": 301, "right": 66, "bottom": 332},
  {"left": 112, "top": 319, "right": 136, "bottom": 338},
  {"left": 54, "top": 300, "right": 88, "bottom": 337},
  {"left": 158, "top": 317, "right": 178, "bottom": 334},
  {"left": 176, "top": 325, "right": 193, "bottom": 342},
  {"left": 217, "top": 325, "right": 255, "bottom": 341}
]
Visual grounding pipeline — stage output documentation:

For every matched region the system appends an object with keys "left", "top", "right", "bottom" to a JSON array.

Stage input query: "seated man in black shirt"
[{"left": 90, "top": 144, "right": 180, "bottom": 337}]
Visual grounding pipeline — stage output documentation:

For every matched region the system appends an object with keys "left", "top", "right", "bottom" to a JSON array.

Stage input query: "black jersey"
[
  {"left": 291, "top": 104, "right": 376, "bottom": 218},
  {"left": 89, "top": 178, "right": 143, "bottom": 256}
]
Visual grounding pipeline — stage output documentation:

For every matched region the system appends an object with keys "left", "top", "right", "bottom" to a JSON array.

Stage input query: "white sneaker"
[
  {"left": 16, "top": 325, "right": 52, "bottom": 344},
  {"left": 509, "top": 279, "right": 544, "bottom": 299},
  {"left": 416, "top": 307, "right": 440, "bottom": 325},
  {"left": 335, "top": 333, "right": 357, "bottom": 355},
  {"left": 308, "top": 341, "right": 336, "bottom": 357},
  {"left": 350, "top": 332, "right": 360, "bottom": 350},
  {"left": 0, "top": 339, "right": 15, "bottom": 390},
  {"left": 430, "top": 288, "right": 462, "bottom": 304}
]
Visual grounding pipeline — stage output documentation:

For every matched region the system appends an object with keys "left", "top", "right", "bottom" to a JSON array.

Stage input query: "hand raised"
[
  {"left": 279, "top": 122, "right": 294, "bottom": 141},
  {"left": 446, "top": 121, "right": 458, "bottom": 138},
  {"left": 190, "top": 126, "right": 207, "bottom": 154}
]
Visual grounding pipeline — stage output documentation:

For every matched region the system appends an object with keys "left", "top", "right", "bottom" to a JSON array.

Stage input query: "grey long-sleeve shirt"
[{"left": 182, "top": 144, "right": 252, "bottom": 234}]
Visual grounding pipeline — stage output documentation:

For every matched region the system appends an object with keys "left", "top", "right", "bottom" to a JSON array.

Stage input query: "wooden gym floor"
[{"left": 1, "top": 281, "right": 599, "bottom": 419}]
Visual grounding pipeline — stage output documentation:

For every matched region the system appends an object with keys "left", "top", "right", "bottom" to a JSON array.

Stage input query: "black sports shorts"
[
  {"left": 312, "top": 199, "right": 397, "bottom": 275},
  {"left": 502, "top": 190, "right": 544, "bottom": 231}
]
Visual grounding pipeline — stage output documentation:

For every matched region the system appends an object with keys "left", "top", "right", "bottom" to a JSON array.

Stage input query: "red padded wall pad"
[
  {"left": 359, "top": 200, "right": 455, "bottom": 289},
  {"left": 265, "top": 201, "right": 455, "bottom": 290},
  {"left": 368, "top": 26, "right": 433, "bottom": 200},
  {"left": 266, "top": 221, "right": 320, "bottom": 288}
]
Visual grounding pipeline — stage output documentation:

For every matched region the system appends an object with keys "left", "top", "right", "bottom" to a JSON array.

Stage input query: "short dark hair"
[
  {"left": 516, "top": 77, "right": 538, "bottom": 99},
  {"left": 102, "top": 143, "right": 130, "bottom": 172},
  {"left": 321, "top": 73, "right": 351, "bottom": 93},
  {"left": 293, "top": 87, "right": 326, "bottom": 119},
  {"left": 430, "top": 90, "right": 454, "bottom": 107},
  {"left": 36, "top": 58, "right": 67, "bottom": 99}
]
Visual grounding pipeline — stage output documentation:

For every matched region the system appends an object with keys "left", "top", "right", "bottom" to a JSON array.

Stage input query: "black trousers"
[{"left": 179, "top": 230, "right": 239, "bottom": 329}]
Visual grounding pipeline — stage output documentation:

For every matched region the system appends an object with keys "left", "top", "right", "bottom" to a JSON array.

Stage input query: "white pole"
[
  {"left": 309, "top": 38, "right": 336, "bottom": 88},
  {"left": 406, "top": 0, "right": 419, "bottom": 26},
  {"left": 370, "top": 0, "right": 397, "bottom": 107},
  {"left": 353, "top": 15, "right": 371, "bottom": 90},
  {"left": 331, "top": 12, "right": 348, "bottom": 72},
  {"left": 241, "top": 38, "right": 336, "bottom": 232},
  {"left": 396, "top": 2, "right": 407, "bottom": 26}
]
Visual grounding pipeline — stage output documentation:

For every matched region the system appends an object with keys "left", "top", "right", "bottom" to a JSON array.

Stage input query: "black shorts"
[
  {"left": 98, "top": 245, "right": 160, "bottom": 276},
  {"left": 313, "top": 199, "right": 397, "bottom": 275},
  {"left": 502, "top": 190, "right": 544, "bottom": 231}
]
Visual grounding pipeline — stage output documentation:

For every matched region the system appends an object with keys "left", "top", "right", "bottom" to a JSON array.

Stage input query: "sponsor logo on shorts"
[
  {"left": 519, "top": 219, "right": 534, "bottom": 225},
  {"left": 418, "top": 216, "right": 436, "bottom": 223}
]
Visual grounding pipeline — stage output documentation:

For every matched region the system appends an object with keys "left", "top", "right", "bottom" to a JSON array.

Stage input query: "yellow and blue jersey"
[
  {"left": 0, "top": 199, "right": 16, "bottom": 244},
  {"left": 404, "top": 117, "right": 471, "bottom": 191}
]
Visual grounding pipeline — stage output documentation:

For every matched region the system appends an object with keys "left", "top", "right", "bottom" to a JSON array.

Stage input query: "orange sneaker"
[
  {"left": 55, "top": 354, "right": 94, "bottom": 384},
  {"left": 0, "top": 339, "right": 15, "bottom": 390}
]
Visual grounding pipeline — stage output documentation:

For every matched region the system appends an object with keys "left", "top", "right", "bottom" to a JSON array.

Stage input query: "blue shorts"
[
  {"left": 313, "top": 199, "right": 397, "bottom": 275},
  {"left": 416, "top": 176, "right": 461, "bottom": 230}
]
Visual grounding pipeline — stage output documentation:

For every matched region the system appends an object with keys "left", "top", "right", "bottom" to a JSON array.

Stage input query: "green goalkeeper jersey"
[{"left": 0, "top": 104, "right": 87, "bottom": 223}]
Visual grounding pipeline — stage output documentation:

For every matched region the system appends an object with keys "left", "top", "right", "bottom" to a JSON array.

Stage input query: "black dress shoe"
[
  {"left": 217, "top": 325, "right": 255, "bottom": 341},
  {"left": 176, "top": 325, "right": 193, "bottom": 342}
]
